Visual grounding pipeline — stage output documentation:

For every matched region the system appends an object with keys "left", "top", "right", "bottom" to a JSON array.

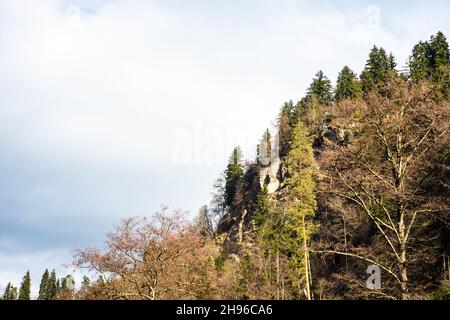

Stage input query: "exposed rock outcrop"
[{"left": 217, "top": 133, "right": 283, "bottom": 253}]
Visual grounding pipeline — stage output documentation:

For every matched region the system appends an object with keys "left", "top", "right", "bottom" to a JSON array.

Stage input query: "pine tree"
[
  {"left": 10, "top": 286, "right": 18, "bottom": 300},
  {"left": 3, "top": 283, "right": 18, "bottom": 300},
  {"left": 235, "top": 254, "right": 253, "bottom": 299},
  {"left": 278, "top": 101, "right": 294, "bottom": 158},
  {"left": 3, "top": 282, "right": 11, "bottom": 300},
  {"left": 430, "top": 31, "right": 450, "bottom": 70},
  {"left": 409, "top": 41, "right": 433, "bottom": 81},
  {"left": 306, "top": 71, "right": 333, "bottom": 105},
  {"left": 335, "top": 66, "right": 362, "bottom": 101},
  {"left": 224, "top": 147, "right": 244, "bottom": 208},
  {"left": 56, "top": 278, "right": 61, "bottom": 294},
  {"left": 283, "top": 121, "right": 317, "bottom": 300},
  {"left": 389, "top": 53, "right": 397, "bottom": 70},
  {"left": 361, "top": 46, "right": 396, "bottom": 93},
  {"left": 254, "top": 186, "right": 270, "bottom": 229},
  {"left": 257, "top": 129, "right": 272, "bottom": 165},
  {"left": 429, "top": 31, "right": 450, "bottom": 98},
  {"left": 38, "top": 269, "right": 49, "bottom": 300},
  {"left": 18, "top": 271, "right": 31, "bottom": 300},
  {"left": 46, "top": 270, "right": 57, "bottom": 300},
  {"left": 61, "top": 277, "right": 68, "bottom": 292},
  {"left": 409, "top": 31, "right": 449, "bottom": 84}
]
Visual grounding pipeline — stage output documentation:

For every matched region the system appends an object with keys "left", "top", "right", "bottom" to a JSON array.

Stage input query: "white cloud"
[{"left": 1, "top": 1, "right": 448, "bottom": 169}]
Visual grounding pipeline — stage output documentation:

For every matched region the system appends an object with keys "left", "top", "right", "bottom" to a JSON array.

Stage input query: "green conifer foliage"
[
  {"left": 225, "top": 147, "right": 244, "bottom": 208},
  {"left": 361, "top": 46, "right": 397, "bottom": 93},
  {"left": 409, "top": 31, "right": 449, "bottom": 90},
  {"left": 38, "top": 269, "right": 49, "bottom": 300},
  {"left": 335, "top": 66, "right": 362, "bottom": 101},
  {"left": 46, "top": 270, "right": 57, "bottom": 300},
  {"left": 306, "top": 71, "right": 333, "bottom": 105},
  {"left": 3, "top": 284, "right": 18, "bottom": 300},
  {"left": 283, "top": 121, "right": 317, "bottom": 300},
  {"left": 278, "top": 101, "right": 294, "bottom": 158},
  {"left": 18, "top": 271, "right": 31, "bottom": 300},
  {"left": 10, "top": 286, "right": 18, "bottom": 300},
  {"left": 409, "top": 41, "right": 433, "bottom": 81},
  {"left": 430, "top": 31, "right": 450, "bottom": 70},
  {"left": 3, "top": 282, "right": 12, "bottom": 300}
]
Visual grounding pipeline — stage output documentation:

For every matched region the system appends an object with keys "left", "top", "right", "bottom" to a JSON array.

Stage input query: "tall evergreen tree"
[
  {"left": 388, "top": 53, "right": 397, "bottom": 69},
  {"left": 235, "top": 254, "right": 253, "bottom": 299},
  {"left": 283, "top": 121, "right": 317, "bottom": 300},
  {"left": 38, "top": 269, "right": 49, "bottom": 300},
  {"left": 254, "top": 185, "right": 270, "bottom": 229},
  {"left": 224, "top": 147, "right": 244, "bottom": 208},
  {"left": 361, "top": 46, "right": 396, "bottom": 93},
  {"left": 10, "top": 286, "right": 18, "bottom": 300},
  {"left": 46, "top": 270, "right": 57, "bottom": 300},
  {"left": 278, "top": 101, "right": 294, "bottom": 158},
  {"left": 56, "top": 278, "right": 62, "bottom": 294},
  {"left": 3, "top": 282, "right": 11, "bottom": 300},
  {"left": 3, "top": 283, "right": 18, "bottom": 300},
  {"left": 409, "top": 31, "right": 449, "bottom": 83},
  {"left": 409, "top": 32, "right": 450, "bottom": 99},
  {"left": 429, "top": 31, "right": 450, "bottom": 98},
  {"left": 306, "top": 71, "right": 333, "bottom": 105},
  {"left": 430, "top": 31, "right": 450, "bottom": 70},
  {"left": 335, "top": 66, "right": 362, "bottom": 101},
  {"left": 409, "top": 41, "right": 433, "bottom": 81},
  {"left": 257, "top": 129, "right": 272, "bottom": 165},
  {"left": 61, "top": 277, "right": 67, "bottom": 292},
  {"left": 18, "top": 271, "right": 31, "bottom": 300}
]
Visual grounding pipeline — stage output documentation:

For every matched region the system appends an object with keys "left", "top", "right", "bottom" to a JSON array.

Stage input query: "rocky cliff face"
[
  {"left": 216, "top": 125, "right": 349, "bottom": 253},
  {"left": 259, "top": 155, "right": 282, "bottom": 194},
  {"left": 217, "top": 134, "right": 284, "bottom": 253}
]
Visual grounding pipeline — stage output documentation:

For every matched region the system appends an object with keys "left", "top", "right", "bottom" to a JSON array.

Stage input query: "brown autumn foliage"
[
  {"left": 73, "top": 208, "right": 257, "bottom": 300},
  {"left": 74, "top": 209, "right": 212, "bottom": 300},
  {"left": 315, "top": 78, "right": 450, "bottom": 299}
]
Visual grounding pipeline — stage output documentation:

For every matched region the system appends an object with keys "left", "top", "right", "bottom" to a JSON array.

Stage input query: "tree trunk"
[
  {"left": 398, "top": 233, "right": 409, "bottom": 299},
  {"left": 302, "top": 215, "right": 311, "bottom": 300},
  {"left": 276, "top": 249, "right": 280, "bottom": 300},
  {"left": 399, "top": 259, "right": 408, "bottom": 300}
]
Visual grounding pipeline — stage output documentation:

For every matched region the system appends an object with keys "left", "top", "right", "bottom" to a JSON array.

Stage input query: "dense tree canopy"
[
  {"left": 360, "top": 46, "right": 397, "bottom": 93},
  {"left": 335, "top": 66, "right": 362, "bottom": 101},
  {"left": 18, "top": 271, "right": 31, "bottom": 300},
  {"left": 224, "top": 147, "right": 245, "bottom": 209},
  {"left": 306, "top": 71, "right": 333, "bottom": 105}
]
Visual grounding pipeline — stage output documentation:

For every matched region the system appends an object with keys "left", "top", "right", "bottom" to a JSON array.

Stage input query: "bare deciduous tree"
[
  {"left": 73, "top": 209, "right": 212, "bottom": 300},
  {"left": 318, "top": 79, "right": 450, "bottom": 299}
]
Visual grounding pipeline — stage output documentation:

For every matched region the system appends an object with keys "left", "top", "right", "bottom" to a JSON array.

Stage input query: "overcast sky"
[{"left": 0, "top": 0, "right": 449, "bottom": 296}]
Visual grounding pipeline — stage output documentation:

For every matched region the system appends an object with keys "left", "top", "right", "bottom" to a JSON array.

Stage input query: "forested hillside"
[{"left": 2, "top": 31, "right": 449, "bottom": 301}]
